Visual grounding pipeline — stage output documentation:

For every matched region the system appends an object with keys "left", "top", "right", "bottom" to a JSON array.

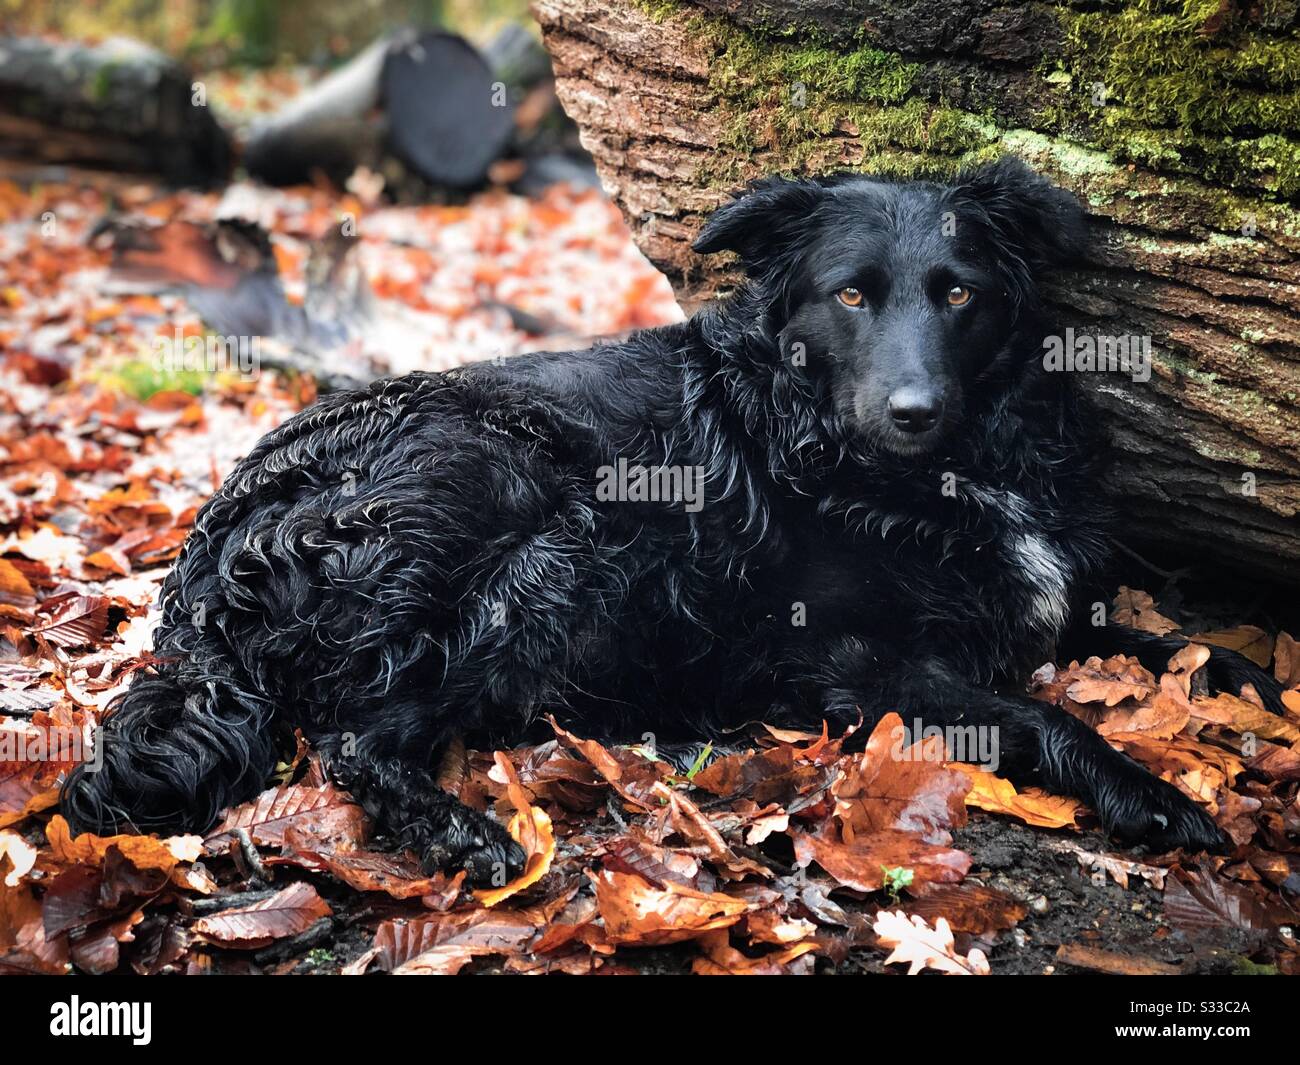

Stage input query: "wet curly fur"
[{"left": 63, "top": 159, "right": 1285, "bottom": 880}]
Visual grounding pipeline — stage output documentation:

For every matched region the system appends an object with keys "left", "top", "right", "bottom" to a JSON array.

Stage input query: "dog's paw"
[
  {"left": 1098, "top": 768, "right": 1226, "bottom": 854},
  {"left": 420, "top": 805, "right": 527, "bottom": 887}
]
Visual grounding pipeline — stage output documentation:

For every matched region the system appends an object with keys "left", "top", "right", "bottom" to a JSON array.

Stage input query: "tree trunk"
[{"left": 533, "top": 0, "right": 1300, "bottom": 583}]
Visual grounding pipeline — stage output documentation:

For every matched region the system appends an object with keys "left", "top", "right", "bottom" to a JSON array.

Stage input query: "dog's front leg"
[
  {"left": 786, "top": 642, "right": 1225, "bottom": 852},
  {"left": 1059, "top": 616, "right": 1285, "bottom": 714},
  {"left": 316, "top": 737, "right": 526, "bottom": 885}
]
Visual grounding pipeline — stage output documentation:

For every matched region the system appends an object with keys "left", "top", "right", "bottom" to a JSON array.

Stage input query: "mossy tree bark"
[{"left": 534, "top": 0, "right": 1300, "bottom": 583}]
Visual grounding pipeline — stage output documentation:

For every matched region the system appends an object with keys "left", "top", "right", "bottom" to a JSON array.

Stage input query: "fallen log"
[
  {"left": 0, "top": 35, "right": 229, "bottom": 185},
  {"left": 533, "top": 0, "right": 1300, "bottom": 582},
  {"left": 242, "top": 29, "right": 519, "bottom": 191}
]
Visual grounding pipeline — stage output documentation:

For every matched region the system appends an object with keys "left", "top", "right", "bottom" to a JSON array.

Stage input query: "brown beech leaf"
[
  {"left": 0, "top": 882, "right": 69, "bottom": 974},
  {"left": 35, "top": 594, "right": 109, "bottom": 648},
  {"left": 905, "top": 883, "right": 1026, "bottom": 935},
  {"left": 355, "top": 909, "right": 537, "bottom": 975},
  {"left": 1164, "top": 869, "right": 1293, "bottom": 937},
  {"left": 832, "top": 712, "right": 970, "bottom": 845},
  {"left": 952, "top": 764, "right": 1080, "bottom": 829},
  {"left": 69, "top": 908, "right": 145, "bottom": 974},
  {"left": 589, "top": 867, "right": 754, "bottom": 946},
  {"left": 280, "top": 828, "right": 451, "bottom": 900},
  {"left": 873, "top": 909, "right": 989, "bottom": 975},
  {"left": 791, "top": 825, "right": 970, "bottom": 893},
  {"left": 548, "top": 717, "right": 669, "bottom": 808},
  {"left": 205, "top": 782, "right": 367, "bottom": 851},
  {"left": 603, "top": 833, "right": 708, "bottom": 892},
  {"left": 653, "top": 782, "right": 768, "bottom": 880},
  {"left": 1246, "top": 741, "right": 1300, "bottom": 781},
  {"left": 1111, "top": 587, "right": 1180, "bottom": 635},
  {"left": 691, "top": 743, "right": 824, "bottom": 805},
  {"left": 192, "top": 881, "right": 331, "bottom": 950},
  {"left": 1188, "top": 626, "right": 1273, "bottom": 668},
  {"left": 1274, "top": 631, "right": 1300, "bottom": 689},
  {"left": 691, "top": 928, "right": 817, "bottom": 974}
]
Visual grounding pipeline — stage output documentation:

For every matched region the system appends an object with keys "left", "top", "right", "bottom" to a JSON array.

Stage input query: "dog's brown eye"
[
  {"left": 947, "top": 285, "right": 973, "bottom": 307},
  {"left": 837, "top": 287, "right": 864, "bottom": 308}
]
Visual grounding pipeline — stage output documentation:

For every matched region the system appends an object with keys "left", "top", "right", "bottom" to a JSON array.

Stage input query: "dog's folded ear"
[
  {"left": 693, "top": 177, "right": 827, "bottom": 274},
  {"left": 954, "top": 156, "right": 1088, "bottom": 269}
]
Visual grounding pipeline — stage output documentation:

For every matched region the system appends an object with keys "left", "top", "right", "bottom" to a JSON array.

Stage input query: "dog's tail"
[{"left": 61, "top": 666, "right": 279, "bottom": 836}]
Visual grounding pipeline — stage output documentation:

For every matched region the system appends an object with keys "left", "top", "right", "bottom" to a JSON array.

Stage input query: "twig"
[
  {"left": 252, "top": 917, "right": 335, "bottom": 967},
  {"left": 232, "top": 827, "right": 270, "bottom": 884},
  {"left": 1109, "top": 537, "right": 1191, "bottom": 583},
  {"left": 182, "top": 888, "right": 279, "bottom": 916}
]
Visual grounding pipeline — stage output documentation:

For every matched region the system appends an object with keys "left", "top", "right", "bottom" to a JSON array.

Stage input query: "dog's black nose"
[{"left": 887, "top": 388, "right": 941, "bottom": 433}]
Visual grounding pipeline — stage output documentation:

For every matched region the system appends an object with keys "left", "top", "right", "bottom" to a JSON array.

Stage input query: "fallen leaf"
[
  {"left": 192, "top": 881, "right": 331, "bottom": 950},
  {"left": 1189, "top": 626, "right": 1273, "bottom": 668},
  {"left": 873, "top": 909, "right": 989, "bottom": 975},
  {"left": 952, "top": 764, "right": 1080, "bottom": 829},
  {"left": 1111, "top": 587, "right": 1179, "bottom": 635},
  {"left": 832, "top": 712, "right": 970, "bottom": 845},
  {"left": 205, "top": 782, "right": 366, "bottom": 851},
  {"left": 791, "top": 825, "right": 970, "bottom": 893},
  {"left": 589, "top": 867, "right": 754, "bottom": 946}
]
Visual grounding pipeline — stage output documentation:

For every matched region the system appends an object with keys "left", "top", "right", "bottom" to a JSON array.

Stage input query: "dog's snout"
[{"left": 887, "top": 387, "right": 942, "bottom": 433}]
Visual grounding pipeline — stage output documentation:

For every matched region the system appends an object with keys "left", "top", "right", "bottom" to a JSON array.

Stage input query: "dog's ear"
[
  {"left": 693, "top": 177, "right": 827, "bottom": 274},
  {"left": 954, "top": 157, "right": 1087, "bottom": 268}
]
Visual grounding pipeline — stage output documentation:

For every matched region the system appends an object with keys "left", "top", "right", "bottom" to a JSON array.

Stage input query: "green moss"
[
  {"left": 1056, "top": 2, "right": 1300, "bottom": 193},
  {"left": 638, "top": 0, "right": 1300, "bottom": 241}
]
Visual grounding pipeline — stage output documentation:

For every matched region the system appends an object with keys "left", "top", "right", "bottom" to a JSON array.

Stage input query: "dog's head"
[{"left": 693, "top": 158, "right": 1086, "bottom": 456}]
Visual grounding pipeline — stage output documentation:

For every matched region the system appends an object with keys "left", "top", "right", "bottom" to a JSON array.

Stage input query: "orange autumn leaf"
[
  {"left": 832, "top": 712, "right": 970, "bottom": 845},
  {"left": 691, "top": 928, "right": 818, "bottom": 975},
  {"left": 1195, "top": 691, "right": 1300, "bottom": 746},
  {"left": 473, "top": 751, "right": 555, "bottom": 906},
  {"left": 791, "top": 825, "right": 971, "bottom": 892},
  {"left": 192, "top": 881, "right": 331, "bottom": 950},
  {"left": 1063, "top": 655, "right": 1158, "bottom": 707},
  {"left": 589, "top": 868, "right": 754, "bottom": 946},
  {"left": 45, "top": 815, "right": 202, "bottom": 875},
  {"left": 0, "top": 559, "right": 35, "bottom": 607},
  {"left": 1188, "top": 626, "right": 1273, "bottom": 668},
  {"left": 953, "top": 764, "right": 1080, "bottom": 829},
  {"left": 1111, "top": 587, "right": 1179, "bottom": 635},
  {"left": 1274, "top": 631, "right": 1300, "bottom": 689}
]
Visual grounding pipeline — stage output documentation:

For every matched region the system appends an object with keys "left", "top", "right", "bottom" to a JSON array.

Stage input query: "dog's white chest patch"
[
  {"left": 1011, "top": 529, "right": 1070, "bottom": 632},
  {"left": 968, "top": 485, "right": 1072, "bottom": 633}
]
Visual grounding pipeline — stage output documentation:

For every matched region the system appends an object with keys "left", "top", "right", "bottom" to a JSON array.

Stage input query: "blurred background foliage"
[{"left": 0, "top": 0, "right": 533, "bottom": 63}]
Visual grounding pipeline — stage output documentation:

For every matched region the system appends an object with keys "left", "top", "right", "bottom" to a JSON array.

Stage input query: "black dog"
[{"left": 63, "top": 159, "right": 1283, "bottom": 881}]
